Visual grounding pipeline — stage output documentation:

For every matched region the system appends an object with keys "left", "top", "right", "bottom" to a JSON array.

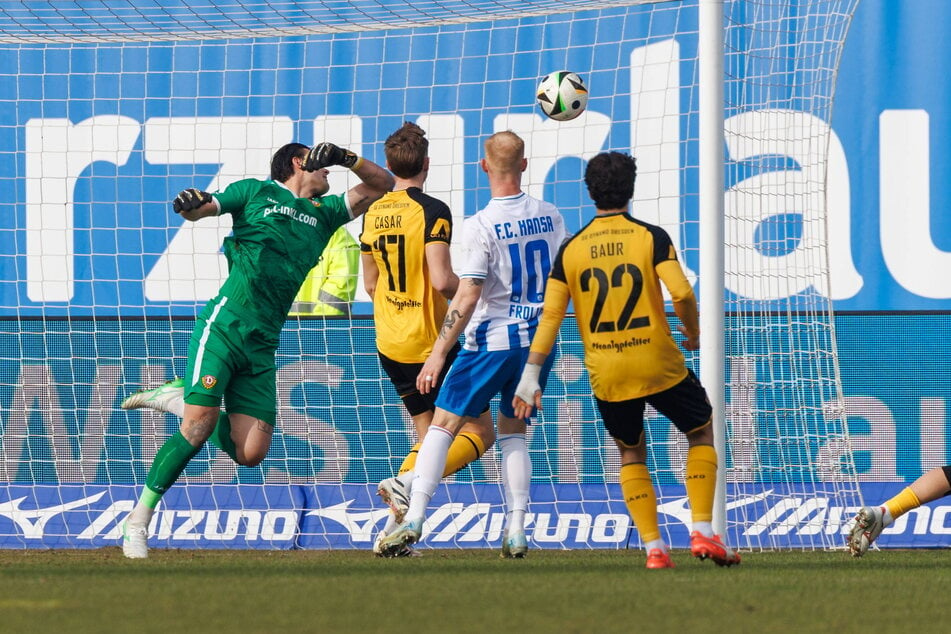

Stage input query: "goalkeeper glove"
[
  {"left": 172, "top": 188, "right": 212, "bottom": 214},
  {"left": 514, "top": 362, "right": 543, "bottom": 408},
  {"left": 301, "top": 142, "right": 360, "bottom": 171}
]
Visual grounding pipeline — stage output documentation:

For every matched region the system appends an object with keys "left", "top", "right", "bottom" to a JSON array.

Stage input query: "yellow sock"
[
  {"left": 443, "top": 432, "right": 486, "bottom": 477},
  {"left": 620, "top": 463, "right": 660, "bottom": 543},
  {"left": 885, "top": 487, "right": 921, "bottom": 521},
  {"left": 397, "top": 443, "right": 420, "bottom": 477},
  {"left": 398, "top": 433, "right": 486, "bottom": 479},
  {"left": 685, "top": 444, "right": 718, "bottom": 523}
]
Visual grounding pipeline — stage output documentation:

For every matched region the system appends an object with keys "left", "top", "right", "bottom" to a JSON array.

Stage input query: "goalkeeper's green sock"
[
  {"left": 144, "top": 431, "right": 202, "bottom": 495},
  {"left": 127, "top": 487, "right": 162, "bottom": 527},
  {"left": 207, "top": 412, "right": 238, "bottom": 463},
  {"left": 128, "top": 431, "right": 202, "bottom": 527}
]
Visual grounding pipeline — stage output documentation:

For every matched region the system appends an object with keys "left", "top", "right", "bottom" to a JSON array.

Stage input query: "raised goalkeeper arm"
[{"left": 302, "top": 142, "right": 394, "bottom": 218}]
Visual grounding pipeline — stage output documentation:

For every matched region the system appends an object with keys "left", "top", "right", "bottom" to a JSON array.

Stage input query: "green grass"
[{"left": 0, "top": 548, "right": 948, "bottom": 633}]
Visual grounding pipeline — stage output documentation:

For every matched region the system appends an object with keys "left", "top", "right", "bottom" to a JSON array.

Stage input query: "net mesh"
[{"left": 0, "top": 0, "right": 862, "bottom": 551}]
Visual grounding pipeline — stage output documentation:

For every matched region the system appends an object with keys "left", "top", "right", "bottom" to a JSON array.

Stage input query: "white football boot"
[
  {"left": 377, "top": 476, "right": 410, "bottom": 525},
  {"left": 373, "top": 529, "right": 420, "bottom": 558},
  {"left": 376, "top": 518, "right": 423, "bottom": 557},
  {"left": 847, "top": 506, "right": 885, "bottom": 557},
  {"left": 500, "top": 530, "right": 528, "bottom": 559},
  {"left": 122, "top": 522, "right": 149, "bottom": 559},
  {"left": 121, "top": 377, "right": 185, "bottom": 417}
]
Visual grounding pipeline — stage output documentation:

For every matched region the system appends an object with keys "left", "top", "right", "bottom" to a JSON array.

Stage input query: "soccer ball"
[{"left": 536, "top": 71, "right": 588, "bottom": 121}]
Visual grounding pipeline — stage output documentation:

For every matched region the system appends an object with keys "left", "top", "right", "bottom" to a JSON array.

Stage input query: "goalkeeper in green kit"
[{"left": 119, "top": 141, "right": 394, "bottom": 559}]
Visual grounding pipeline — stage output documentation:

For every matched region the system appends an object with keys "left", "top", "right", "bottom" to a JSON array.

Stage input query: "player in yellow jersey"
[
  {"left": 360, "top": 122, "right": 494, "bottom": 556},
  {"left": 513, "top": 151, "right": 740, "bottom": 569}
]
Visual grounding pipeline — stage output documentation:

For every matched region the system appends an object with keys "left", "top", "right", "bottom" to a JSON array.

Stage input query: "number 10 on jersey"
[{"left": 508, "top": 239, "right": 552, "bottom": 304}]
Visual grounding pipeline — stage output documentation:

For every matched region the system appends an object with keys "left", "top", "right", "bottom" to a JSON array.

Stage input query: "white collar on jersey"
[{"left": 491, "top": 192, "right": 527, "bottom": 201}]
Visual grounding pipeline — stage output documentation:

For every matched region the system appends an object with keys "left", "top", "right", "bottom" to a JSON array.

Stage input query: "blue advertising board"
[
  {"left": 0, "top": 482, "right": 945, "bottom": 550},
  {"left": 3, "top": 314, "right": 913, "bottom": 486},
  {"left": 3, "top": 2, "right": 948, "bottom": 312}
]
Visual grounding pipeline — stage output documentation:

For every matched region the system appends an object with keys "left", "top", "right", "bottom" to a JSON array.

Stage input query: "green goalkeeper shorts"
[{"left": 183, "top": 295, "right": 278, "bottom": 426}]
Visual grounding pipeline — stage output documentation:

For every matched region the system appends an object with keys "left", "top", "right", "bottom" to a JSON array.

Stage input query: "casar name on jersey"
[{"left": 374, "top": 215, "right": 403, "bottom": 229}]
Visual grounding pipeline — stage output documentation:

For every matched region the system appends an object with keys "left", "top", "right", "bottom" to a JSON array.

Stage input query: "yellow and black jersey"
[
  {"left": 531, "top": 212, "right": 695, "bottom": 401},
  {"left": 360, "top": 187, "right": 453, "bottom": 362}
]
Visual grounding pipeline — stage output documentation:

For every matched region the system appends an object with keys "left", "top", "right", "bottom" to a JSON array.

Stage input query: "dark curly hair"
[
  {"left": 270, "top": 142, "right": 309, "bottom": 182},
  {"left": 584, "top": 152, "right": 637, "bottom": 211}
]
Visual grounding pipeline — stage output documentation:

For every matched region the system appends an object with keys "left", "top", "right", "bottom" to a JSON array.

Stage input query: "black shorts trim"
[
  {"left": 596, "top": 369, "right": 712, "bottom": 447},
  {"left": 378, "top": 343, "right": 461, "bottom": 416}
]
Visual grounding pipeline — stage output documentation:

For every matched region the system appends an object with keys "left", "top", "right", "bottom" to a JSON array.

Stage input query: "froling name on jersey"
[
  {"left": 493, "top": 215, "right": 556, "bottom": 240},
  {"left": 509, "top": 304, "right": 543, "bottom": 320}
]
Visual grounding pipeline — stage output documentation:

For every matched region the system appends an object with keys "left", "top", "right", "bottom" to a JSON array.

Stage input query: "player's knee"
[
  {"left": 685, "top": 421, "right": 714, "bottom": 445},
  {"left": 236, "top": 454, "right": 264, "bottom": 468},
  {"left": 480, "top": 427, "right": 496, "bottom": 450},
  {"left": 235, "top": 447, "right": 268, "bottom": 467},
  {"left": 180, "top": 409, "right": 219, "bottom": 445},
  {"left": 941, "top": 465, "right": 951, "bottom": 489}
]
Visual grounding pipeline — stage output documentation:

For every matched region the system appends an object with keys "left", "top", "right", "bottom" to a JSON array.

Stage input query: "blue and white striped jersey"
[{"left": 457, "top": 192, "right": 566, "bottom": 351}]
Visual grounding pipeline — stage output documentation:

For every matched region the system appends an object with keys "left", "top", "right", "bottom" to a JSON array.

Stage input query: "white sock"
[
  {"left": 881, "top": 505, "right": 894, "bottom": 527},
  {"left": 499, "top": 433, "right": 530, "bottom": 534},
  {"left": 692, "top": 521, "right": 714, "bottom": 537},
  {"left": 404, "top": 426, "right": 454, "bottom": 523},
  {"left": 381, "top": 514, "right": 399, "bottom": 535},
  {"left": 169, "top": 395, "right": 184, "bottom": 418},
  {"left": 127, "top": 502, "right": 154, "bottom": 528},
  {"left": 396, "top": 470, "right": 414, "bottom": 490},
  {"left": 645, "top": 539, "right": 667, "bottom": 552}
]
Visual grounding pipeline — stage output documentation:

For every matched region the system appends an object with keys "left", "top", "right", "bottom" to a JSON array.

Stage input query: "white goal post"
[{"left": 0, "top": 0, "right": 862, "bottom": 552}]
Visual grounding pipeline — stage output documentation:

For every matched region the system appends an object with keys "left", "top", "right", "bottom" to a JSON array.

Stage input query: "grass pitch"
[{"left": 0, "top": 548, "right": 948, "bottom": 633}]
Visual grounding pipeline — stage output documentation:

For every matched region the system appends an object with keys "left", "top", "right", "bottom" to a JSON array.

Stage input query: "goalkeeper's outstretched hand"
[
  {"left": 301, "top": 142, "right": 360, "bottom": 171},
  {"left": 172, "top": 188, "right": 212, "bottom": 214}
]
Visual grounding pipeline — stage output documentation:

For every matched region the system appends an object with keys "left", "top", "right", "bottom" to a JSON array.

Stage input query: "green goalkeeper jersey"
[{"left": 211, "top": 178, "right": 352, "bottom": 341}]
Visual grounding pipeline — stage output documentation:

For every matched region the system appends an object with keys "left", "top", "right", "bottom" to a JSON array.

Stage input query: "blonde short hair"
[{"left": 483, "top": 131, "right": 525, "bottom": 173}]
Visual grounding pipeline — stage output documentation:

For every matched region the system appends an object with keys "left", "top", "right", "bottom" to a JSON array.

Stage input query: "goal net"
[{"left": 0, "top": 0, "right": 862, "bottom": 551}]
